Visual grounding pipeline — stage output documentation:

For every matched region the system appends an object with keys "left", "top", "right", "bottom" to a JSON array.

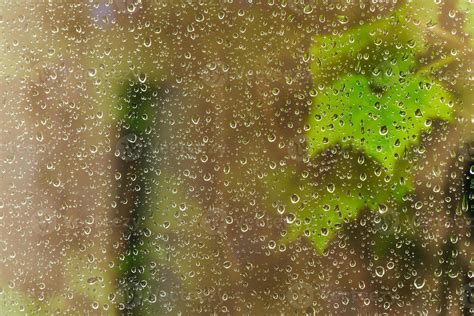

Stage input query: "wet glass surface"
[{"left": 0, "top": 1, "right": 473, "bottom": 314}]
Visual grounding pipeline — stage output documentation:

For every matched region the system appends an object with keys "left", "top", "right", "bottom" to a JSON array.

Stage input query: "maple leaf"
[
  {"left": 284, "top": 2, "right": 455, "bottom": 253},
  {"left": 306, "top": 72, "right": 453, "bottom": 171}
]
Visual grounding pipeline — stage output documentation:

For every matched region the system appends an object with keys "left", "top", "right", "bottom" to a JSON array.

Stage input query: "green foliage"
[
  {"left": 306, "top": 73, "right": 453, "bottom": 171},
  {"left": 115, "top": 81, "right": 163, "bottom": 314},
  {"left": 117, "top": 81, "right": 160, "bottom": 134},
  {"left": 309, "top": 2, "right": 433, "bottom": 86},
  {"left": 286, "top": 2, "right": 456, "bottom": 253},
  {"left": 0, "top": 289, "right": 65, "bottom": 315},
  {"left": 281, "top": 153, "right": 412, "bottom": 253}
]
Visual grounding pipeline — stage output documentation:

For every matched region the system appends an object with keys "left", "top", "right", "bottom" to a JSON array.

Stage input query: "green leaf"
[
  {"left": 306, "top": 72, "right": 454, "bottom": 171},
  {"left": 278, "top": 153, "right": 412, "bottom": 254},
  {"left": 307, "top": 0, "right": 454, "bottom": 171},
  {"left": 285, "top": 2, "right": 455, "bottom": 253},
  {"left": 309, "top": 2, "right": 433, "bottom": 86}
]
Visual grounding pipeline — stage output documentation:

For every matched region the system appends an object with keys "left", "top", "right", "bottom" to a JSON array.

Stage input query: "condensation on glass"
[{"left": 0, "top": 1, "right": 472, "bottom": 315}]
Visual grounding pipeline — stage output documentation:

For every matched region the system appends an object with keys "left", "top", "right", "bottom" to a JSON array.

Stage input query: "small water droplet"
[{"left": 290, "top": 194, "right": 300, "bottom": 204}]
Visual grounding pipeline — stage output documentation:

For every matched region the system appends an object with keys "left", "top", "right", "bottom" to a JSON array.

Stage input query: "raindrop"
[{"left": 290, "top": 194, "right": 300, "bottom": 204}]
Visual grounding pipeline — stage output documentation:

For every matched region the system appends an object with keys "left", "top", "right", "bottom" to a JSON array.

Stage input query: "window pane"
[{"left": 0, "top": 1, "right": 472, "bottom": 314}]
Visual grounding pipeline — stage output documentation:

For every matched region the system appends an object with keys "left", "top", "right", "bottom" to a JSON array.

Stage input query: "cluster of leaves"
[{"left": 285, "top": 2, "right": 456, "bottom": 253}]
